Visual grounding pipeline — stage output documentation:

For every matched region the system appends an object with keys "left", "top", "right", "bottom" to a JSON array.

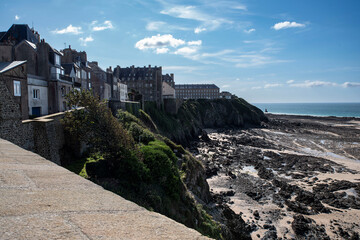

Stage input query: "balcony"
[{"left": 60, "top": 74, "right": 73, "bottom": 82}]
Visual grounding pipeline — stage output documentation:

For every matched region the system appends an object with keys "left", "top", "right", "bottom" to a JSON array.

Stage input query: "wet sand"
[{"left": 192, "top": 114, "right": 360, "bottom": 239}]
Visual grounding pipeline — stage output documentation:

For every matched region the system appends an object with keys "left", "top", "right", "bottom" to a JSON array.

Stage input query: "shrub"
[
  {"left": 128, "top": 122, "right": 155, "bottom": 144},
  {"left": 141, "top": 141, "right": 181, "bottom": 199}
]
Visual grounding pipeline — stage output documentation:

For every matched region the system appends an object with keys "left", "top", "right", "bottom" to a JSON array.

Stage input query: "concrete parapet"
[{"left": 0, "top": 138, "right": 210, "bottom": 240}]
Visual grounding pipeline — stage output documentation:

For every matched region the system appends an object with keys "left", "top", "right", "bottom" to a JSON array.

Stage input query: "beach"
[{"left": 192, "top": 114, "right": 360, "bottom": 239}]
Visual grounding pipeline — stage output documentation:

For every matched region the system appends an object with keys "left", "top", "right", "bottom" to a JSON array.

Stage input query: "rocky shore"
[{"left": 191, "top": 114, "right": 360, "bottom": 239}]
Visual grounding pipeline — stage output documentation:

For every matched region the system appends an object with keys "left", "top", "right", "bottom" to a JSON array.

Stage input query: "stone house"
[
  {"left": 113, "top": 65, "right": 163, "bottom": 107},
  {"left": 61, "top": 46, "right": 92, "bottom": 91},
  {"left": 220, "top": 91, "right": 232, "bottom": 99},
  {"left": 0, "top": 24, "right": 72, "bottom": 115},
  {"left": 162, "top": 73, "right": 175, "bottom": 88},
  {"left": 162, "top": 82, "right": 176, "bottom": 99},
  {"left": 0, "top": 61, "right": 28, "bottom": 120},
  {"left": 88, "top": 61, "right": 111, "bottom": 100}
]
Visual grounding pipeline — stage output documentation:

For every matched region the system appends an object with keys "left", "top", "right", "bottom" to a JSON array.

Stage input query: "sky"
[{"left": 1, "top": 0, "right": 360, "bottom": 103}]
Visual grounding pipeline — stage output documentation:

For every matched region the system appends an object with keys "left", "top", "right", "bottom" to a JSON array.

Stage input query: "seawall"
[{"left": 0, "top": 138, "right": 210, "bottom": 239}]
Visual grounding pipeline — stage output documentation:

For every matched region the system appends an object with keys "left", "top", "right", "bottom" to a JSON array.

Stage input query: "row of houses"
[{"left": 0, "top": 24, "right": 233, "bottom": 120}]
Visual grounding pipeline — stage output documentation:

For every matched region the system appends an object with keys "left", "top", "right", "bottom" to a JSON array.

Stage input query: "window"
[
  {"left": 33, "top": 89, "right": 40, "bottom": 99},
  {"left": 14, "top": 81, "right": 21, "bottom": 96},
  {"left": 61, "top": 86, "right": 65, "bottom": 97},
  {"left": 55, "top": 54, "right": 61, "bottom": 65}
]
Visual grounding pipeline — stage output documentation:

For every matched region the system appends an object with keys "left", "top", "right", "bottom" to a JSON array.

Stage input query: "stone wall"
[
  {"left": 0, "top": 69, "right": 33, "bottom": 149},
  {"left": 23, "top": 112, "right": 65, "bottom": 165},
  {"left": 163, "top": 98, "right": 183, "bottom": 115},
  {"left": 109, "top": 100, "right": 140, "bottom": 117},
  {"left": 1, "top": 77, "right": 65, "bottom": 164}
]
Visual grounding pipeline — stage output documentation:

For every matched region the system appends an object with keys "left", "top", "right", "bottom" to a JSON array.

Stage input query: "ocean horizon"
[{"left": 252, "top": 102, "right": 360, "bottom": 118}]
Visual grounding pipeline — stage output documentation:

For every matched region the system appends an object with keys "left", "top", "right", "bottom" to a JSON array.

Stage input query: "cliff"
[{"left": 145, "top": 98, "right": 267, "bottom": 146}]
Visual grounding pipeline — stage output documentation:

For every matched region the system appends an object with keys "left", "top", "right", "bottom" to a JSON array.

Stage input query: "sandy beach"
[{"left": 192, "top": 114, "right": 360, "bottom": 239}]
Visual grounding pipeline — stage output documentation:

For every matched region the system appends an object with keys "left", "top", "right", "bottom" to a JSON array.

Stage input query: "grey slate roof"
[
  {"left": 0, "top": 61, "right": 27, "bottom": 74},
  {"left": 0, "top": 24, "right": 39, "bottom": 44}
]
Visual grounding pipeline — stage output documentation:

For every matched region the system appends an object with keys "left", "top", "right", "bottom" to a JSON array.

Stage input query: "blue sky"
[{"left": 1, "top": 0, "right": 360, "bottom": 103}]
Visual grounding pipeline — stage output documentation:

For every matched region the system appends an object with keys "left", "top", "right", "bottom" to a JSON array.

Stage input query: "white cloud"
[
  {"left": 161, "top": 5, "right": 232, "bottom": 33},
  {"left": 146, "top": 21, "right": 165, "bottom": 31},
  {"left": 202, "top": 49, "right": 234, "bottom": 58},
  {"left": 251, "top": 86, "right": 262, "bottom": 90},
  {"left": 342, "top": 82, "right": 360, "bottom": 88},
  {"left": 264, "top": 83, "right": 283, "bottom": 88},
  {"left": 194, "top": 27, "right": 207, "bottom": 34},
  {"left": 92, "top": 20, "right": 114, "bottom": 31},
  {"left": 244, "top": 28, "right": 255, "bottom": 34},
  {"left": 226, "top": 54, "right": 289, "bottom": 68},
  {"left": 188, "top": 40, "right": 202, "bottom": 46},
  {"left": 52, "top": 25, "right": 82, "bottom": 35},
  {"left": 162, "top": 65, "right": 200, "bottom": 73},
  {"left": 146, "top": 21, "right": 190, "bottom": 32},
  {"left": 290, "top": 80, "right": 337, "bottom": 88},
  {"left": 222, "top": 84, "right": 230, "bottom": 88},
  {"left": 79, "top": 36, "right": 94, "bottom": 46},
  {"left": 156, "top": 47, "right": 170, "bottom": 54},
  {"left": 135, "top": 34, "right": 185, "bottom": 51},
  {"left": 174, "top": 46, "right": 198, "bottom": 55},
  {"left": 232, "top": 5, "right": 247, "bottom": 10},
  {"left": 272, "top": 21, "right": 305, "bottom": 30},
  {"left": 15, "top": 15, "right": 20, "bottom": 21},
  {"left": 287, "top": 80, "right": 295, "bottom": 84}
]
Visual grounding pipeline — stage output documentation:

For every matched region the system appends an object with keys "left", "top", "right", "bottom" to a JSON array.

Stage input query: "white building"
[
  {"left": 119, "top": 82, "right": 128, "bottom": 101},
  {"left": 27, "top": 74, "right": 48, "bottom": 117}
]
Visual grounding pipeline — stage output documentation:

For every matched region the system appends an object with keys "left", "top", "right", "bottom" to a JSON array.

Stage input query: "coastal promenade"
[{"left": 0, "top": 138, "right": 209, "bottom": 240}]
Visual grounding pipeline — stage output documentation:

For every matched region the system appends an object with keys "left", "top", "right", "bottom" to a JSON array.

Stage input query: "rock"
[
  {"left": 253, "top": 210, "right": 260, "bottom": 220},
  {"left": 200, "top": 130, "right": 212, "bottom": 142}
]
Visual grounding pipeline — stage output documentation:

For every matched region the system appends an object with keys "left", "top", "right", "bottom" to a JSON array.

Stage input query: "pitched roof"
[
  {"left": 0, "top": 24, "right": 39, "bottom": 45},
  {"left": 15, "top": 39, "right": 37, "bottom": 50},
  {"left": 0, "top": 61, "right": 27, "bottom": 74},
  {"left": 61, "top": 63, "right": 76, "bottom": 75}
]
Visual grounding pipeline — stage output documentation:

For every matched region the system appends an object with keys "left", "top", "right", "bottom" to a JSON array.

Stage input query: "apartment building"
[
  {"left": 113, "top": 65, "right": 162, "bottom": 107},
  {"left": 175, "top": 84, "right": 220, "bottom": 100}
]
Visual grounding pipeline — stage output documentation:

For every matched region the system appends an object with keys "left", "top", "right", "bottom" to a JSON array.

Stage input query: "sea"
[{"left": 252, "top": 103, "right": 360, "bottom": 118}]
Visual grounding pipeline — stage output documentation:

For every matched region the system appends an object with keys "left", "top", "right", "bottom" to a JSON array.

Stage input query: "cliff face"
[{"left": 146, "top": 98, "right": 267, "bottom": 146}]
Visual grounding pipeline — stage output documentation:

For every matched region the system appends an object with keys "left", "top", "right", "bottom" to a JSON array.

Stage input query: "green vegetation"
[{"left": 62, "top": 90, "right": 222, "bottom": 239}]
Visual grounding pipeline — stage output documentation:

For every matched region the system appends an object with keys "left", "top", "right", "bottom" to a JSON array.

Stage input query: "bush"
[
  {"left": 141, "top": 141, "right": 181, "bottom": 199},
  {"left": 128, "top": 122, "right": 155, "bottom": 144}
]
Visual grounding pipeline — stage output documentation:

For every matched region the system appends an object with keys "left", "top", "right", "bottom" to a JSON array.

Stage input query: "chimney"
[
  {"left": 148, "top": 64, "right": 151, "bottom": 68},
  {"left": 34, "top": 31, "right": 40, "bottom": 42},
  {"left": 69, "top": 45, "right": 71, "bottom": 49}
]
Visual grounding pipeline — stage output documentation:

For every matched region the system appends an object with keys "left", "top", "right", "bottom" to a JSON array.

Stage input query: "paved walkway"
[{"left": 0, "top": 138, "right": 209, "bottom": 239}]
